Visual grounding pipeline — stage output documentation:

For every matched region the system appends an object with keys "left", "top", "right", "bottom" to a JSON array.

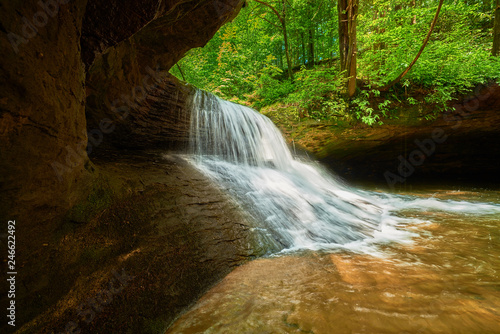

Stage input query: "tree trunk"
[
  {"left": 176, "top": 63, "right": 186, "bottom": 81},
  {"left": 308, "top": 28, "right": 315, "bottom": 67},
  {"left": 253, "top": 0, "right": 294, "bottom": 80},
  {"left": 412, "top": 0, "right": 417, "bottom": 25},
  {"left": 338, "top": 0, "right": 349, "bottom": 72},
  {"left": 494, "top": 0, "right": 500, "bottom": 56},
  {"left": 282, "top": 0, "right": 293, "bottom": 80},
  {"left": 338, "top": 0, "right": 357, "bottom": 97},
  {"left": 346, "top": 0, "right": 358, "bottom": 97},
  {"left": 373, "top": 9, "right": 386, "bottom": 72},
  {"left": 301, "top": 32, "right": 307, "bottom": 65}
]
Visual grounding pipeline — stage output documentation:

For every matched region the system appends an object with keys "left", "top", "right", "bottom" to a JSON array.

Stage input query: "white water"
[{"left": 186, "top": 90, "right": 500, "bottom": 253}]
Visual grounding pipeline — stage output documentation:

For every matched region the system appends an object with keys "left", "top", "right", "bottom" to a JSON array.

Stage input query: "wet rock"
[
  {"left": 14, "top": 152, "right": 265, "bottom": 333},
  {"left": 0, "top": 0, "right": 245, "bottom": 226}
]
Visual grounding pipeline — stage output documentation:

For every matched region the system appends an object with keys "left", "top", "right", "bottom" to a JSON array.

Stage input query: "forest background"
[{"left": 171, "top": 0, "right": 500, "bottom": 127}]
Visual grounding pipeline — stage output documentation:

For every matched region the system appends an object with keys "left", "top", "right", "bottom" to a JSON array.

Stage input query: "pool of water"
[{"left": 166, "top": 188, "right": 500, "bottom": 334}]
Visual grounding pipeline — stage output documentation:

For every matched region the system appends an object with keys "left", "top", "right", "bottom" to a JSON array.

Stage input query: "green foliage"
[
  {"left": 253, "top": 55, "right": 296, "bottom": 107},
  {"left": 264, "top": 104, "right": 301, "bottom": 125},
  {"left": 171, "top": 0, "right": 500, "bottom": 126},
  {"left": 255, "top": 77, "right": 295, "bottom": 108},
  {"left": 288, "top": 66, "right": 348, "bottom": 120},
  {"left": 351, "top": 90, "right": 381, "bottom": 126},
  {"left": 358, "top": 0, "right": 500, "bottom": 106}
]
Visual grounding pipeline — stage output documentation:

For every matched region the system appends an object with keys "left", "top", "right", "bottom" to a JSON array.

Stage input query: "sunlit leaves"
[{"left": 170, "top": 0, "right": 500, "bottom": 124}]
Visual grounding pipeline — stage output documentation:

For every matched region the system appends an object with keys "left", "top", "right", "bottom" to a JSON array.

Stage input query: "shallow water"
[{"left": 166, "top": 188, "right": 500, "bottom": 334}]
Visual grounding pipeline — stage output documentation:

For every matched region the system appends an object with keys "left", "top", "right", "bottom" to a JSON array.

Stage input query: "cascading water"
[{"left": 186, "top": 89, "right": 500, "bottom": 253}]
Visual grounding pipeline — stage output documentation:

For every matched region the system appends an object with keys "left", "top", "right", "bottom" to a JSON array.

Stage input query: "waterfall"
[
  {"left": 186, "top": 90, "right": 500, "bottom": 252},
  {"left": 189, "top": 90, "right": 293, "bottom": 170}
]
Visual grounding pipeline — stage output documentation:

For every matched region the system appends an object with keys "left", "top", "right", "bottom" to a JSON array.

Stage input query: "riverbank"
[{"left": 263, "top": 83, "right": 500, "bottom": 189}]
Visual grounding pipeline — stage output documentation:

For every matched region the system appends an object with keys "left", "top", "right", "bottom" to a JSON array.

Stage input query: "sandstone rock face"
[
  {"left": 319, "top": 84, "right": 500, "bottom": 188},
  {"left": 0, "top": 0, "right": 244, "bottom": 228},
  {"left": 81, "top": 0, "right": 242, "bottom": 68},
  {"left": 0, "top": 0, "right": 90, "bottom": 226},
  {"left": 86, "top": 73, "right": 195, "bottom": 153},
  {"left": 85, "top": 0, "right": 244, "bottom": 152},
  {"left": 14, "top": 152, "right": 264, "bottom": 333},
  {"left": 81, "top": 0, "right": 163, "bottom": 68}
]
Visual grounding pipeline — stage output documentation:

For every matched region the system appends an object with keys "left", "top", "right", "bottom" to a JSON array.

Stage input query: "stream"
[{"left": 166, "top": 91, "right": 500, "bottom": 333}]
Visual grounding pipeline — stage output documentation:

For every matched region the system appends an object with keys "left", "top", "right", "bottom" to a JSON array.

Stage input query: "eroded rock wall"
[
  {"left": 0, "top": 0, "right": 90, "bottom": 226},
  {"left": 319, "top": 83, "right": 500, "bottom": 187},
  {"left": 85, "top": 0, "right": 244, "bottom": 152},
  {"left": 0, "top": 0, "right": 244, "bottom": 228}
]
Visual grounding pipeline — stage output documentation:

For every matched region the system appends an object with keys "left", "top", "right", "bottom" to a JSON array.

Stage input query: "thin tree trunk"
[
  {"left": 338, "top": 0, "right": 358, "bottom": 97},
  {"left": 412, "top": 0, "right": 417, "bottom": 25},
  {"left": 301, "top": 32, "right": 307, "bottom": 65},
  {"left": 308, "top": 28, "right": 315, "bottom": 67},
  {"left": 494, "top": 0, "right": 500, "bottom": 56},
  {"left": 282, "top": 0, "right": 293, "bottom": 80},
  {"left": 176, "top": 63, "right": 186, "bottom": 81},
  {"left": 254, "top": 0, "right": 293, "bottom": 80},
  {"left": 373, "top": 8, "right": 386, "bottom": 71},
  {"left": 381, "top": 0, "right": 444, "bottom": 91},
  {"left": 346, "top": 0, "right": 358, "bottom": 97}
]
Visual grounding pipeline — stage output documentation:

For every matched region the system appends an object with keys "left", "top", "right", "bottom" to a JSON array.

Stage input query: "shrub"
[{"left": 287, "top": 66, "right": 348, "bottom": 121}]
